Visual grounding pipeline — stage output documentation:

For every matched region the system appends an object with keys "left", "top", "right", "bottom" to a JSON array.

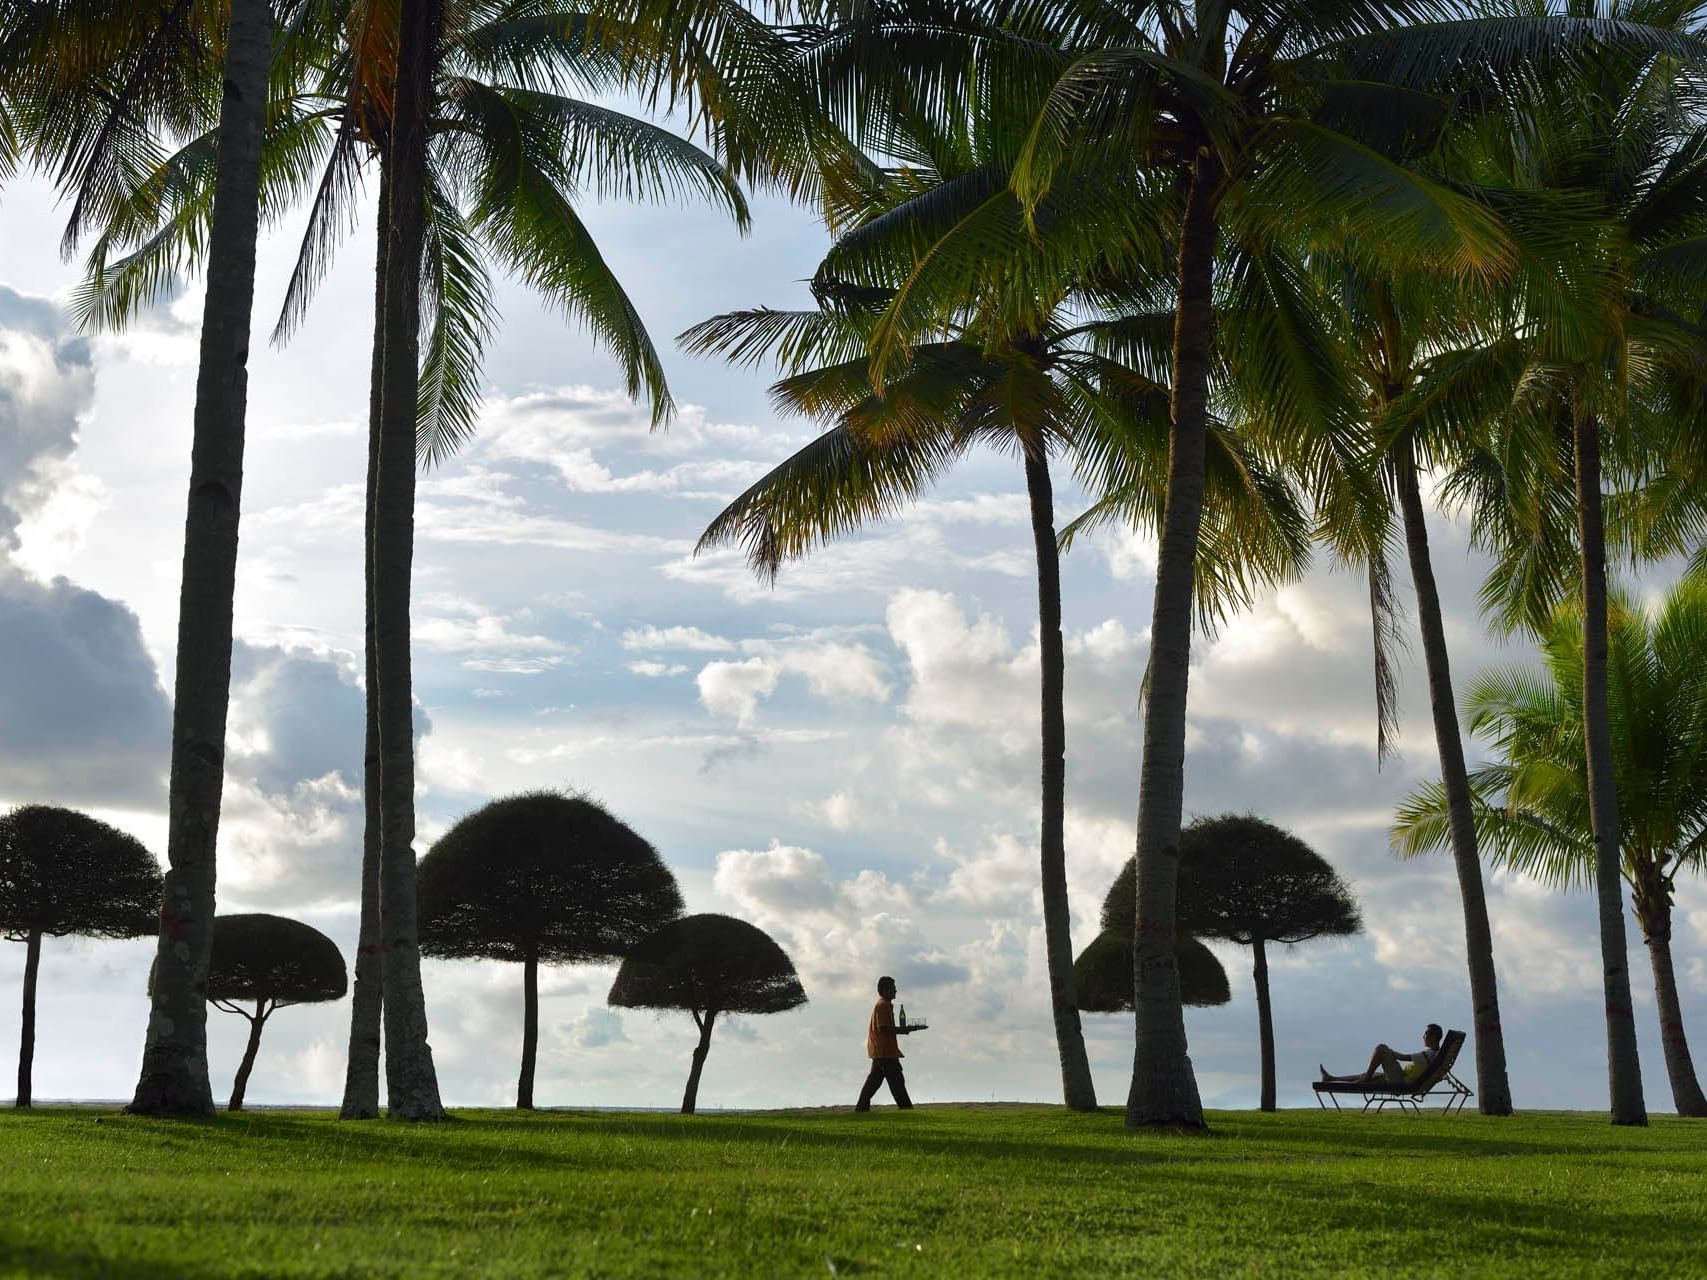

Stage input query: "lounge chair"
[{"left": 1312, "top": 1029, "right": 1473, "bottom": 1114}]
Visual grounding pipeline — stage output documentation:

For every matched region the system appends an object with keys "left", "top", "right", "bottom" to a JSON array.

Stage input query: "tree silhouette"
[
  {"left": 1083, "top": 858, "right": 1231, "bottom": 1014},
  {"left": 1395, "top": 580, "right": 1707, "bottom": 1116},
  {"left": 608, "top": 913, "right": 806, "bottom": 1114},
  {"left": 418, "top": 791, "right": 683, "bottom": 1108},
  {"left": 1074, "top": 931, "right": 1230, "bottom": 1013},
  {"left": 204, "top": 914, "right": 347, "bottom": 1111},
  {"left": 1177, "top": 816, "right": 1361, "bottom": 1111},
  {"left": 0, "top": 805, "right": 160, "bottom": 1107}
]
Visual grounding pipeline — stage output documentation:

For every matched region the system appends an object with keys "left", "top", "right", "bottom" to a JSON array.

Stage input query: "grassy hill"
[{"left": 1, "top": 1105, "right": 1700, "bottom": 1276}]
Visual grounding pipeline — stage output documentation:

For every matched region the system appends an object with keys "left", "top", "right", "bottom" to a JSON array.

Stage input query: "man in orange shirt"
[{"left": 855, "top": 975, "right": 922, "bottom": 1111}]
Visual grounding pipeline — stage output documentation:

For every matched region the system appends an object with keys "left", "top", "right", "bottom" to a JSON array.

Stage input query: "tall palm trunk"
[
  {"left": 129, "top": 0, "right": 273, "bottom": 1119},
  {"left": 1022, "top": 442, "right": 1097, "bottom": 1112},
  {"left": 1632, "top": 871, "right": 1707, "bottom": 1115},
  {"left": 228, "top": 1002, "right": 268, "bottom": 1112},
  {"left": 517, "top": 951, "right": 538, "bottom": 1109},
  {"left": 682, "top": 1009, "right": 717, "bottom": 1114},
  {"left": 1127, "top": 148, "right": 1217, "bottom": 1130},
  {"left": 340, "top": 169, "right": 391, "bottom": 1123},
  {"left": 1573, "top": 411, "right": 1645, "bottom": 1126},
  {"left": 1251, "top": 938, "right": 1275, "bottom": 1112},
  {"left": 15, "top": 928, "right": 41, "bottom": 1107},
  {"left": 1395, "top": 451, "right": 1514, "bottom": 1115},
  {"left": 374, "top": 0, "right": 444, "bottom": 1121}
]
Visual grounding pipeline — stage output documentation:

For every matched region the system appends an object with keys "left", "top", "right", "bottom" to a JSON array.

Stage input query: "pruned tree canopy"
[
  {"left": 1074, "top": 929, "right": 1230, "bottom": 1011},
  {"left": 0, "top": 804, "right": 161, "bottom": 941},
  {"left": 608, "top": 913, "right": 806, "bottom": 1016},
  {"left": 1100, "top": 814, "right": 1361, "bottom": 946},
  {"left": 419, "top": 791, "right": 683, "bottom": 964},
  {"left": 207, "top": 914, "right": 348, "bottom": 1008},
  {"left": 1178, "top": 815, "right": 1361, "bottom": 945}
]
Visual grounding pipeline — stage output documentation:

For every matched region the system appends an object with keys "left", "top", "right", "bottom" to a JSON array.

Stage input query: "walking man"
[{"left": 855, "top": 975, "right": 923, "bottom": 1110}]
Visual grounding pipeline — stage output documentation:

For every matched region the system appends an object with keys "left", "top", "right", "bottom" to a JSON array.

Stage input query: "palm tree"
[
  {"left": 70, "top": 0, "right": 795, "bottom": 1118},
  {"left": 1425, "top": 15, "right": 1707, "bottom": 1124},
  {"left": 370, "top": 0, "right": 447, "bottom": 1122},
  {"left": 684, "top": 107, "right": 1311, "bottom": 1109},
  {"left": 9, "top": 0, "right": 285, "bottom": 1118},
  {"left": 999, "top": 0, "right": 1586, "bottom": 1128},
  {"left": 1301, "top": 264, "right": 1518, "bottom": 1115},
  {"left": 1394, "top": 580, "right": 1707, "bottom": 1116}
]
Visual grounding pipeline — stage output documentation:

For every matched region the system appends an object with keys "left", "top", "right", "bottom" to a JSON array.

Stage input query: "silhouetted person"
[
  {"left": 1320, "top": 1022, "right": 1443, "bottom": 1084},
  {"left": 855, "top": 975, "right": 923, "bottom": 1110}
]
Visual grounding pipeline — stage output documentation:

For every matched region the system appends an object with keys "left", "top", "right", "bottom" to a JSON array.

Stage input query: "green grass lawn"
[{"left": 0, "top": 1104, "right": 1702, "bottom": 1277}]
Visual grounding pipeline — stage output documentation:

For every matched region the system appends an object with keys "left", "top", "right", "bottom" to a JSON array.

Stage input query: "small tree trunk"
[
  {"left": 1395, "top": 452, "right": 1514, "bottom": 1116},
  {"left": 1633, "top": 873, "right": 1707, "bottom": 1117},
  {"left": 1252, "top": 939, "right": 1276, "bottom": 1112},
  {"left": 517, "top": 952, "right": 539, "bottom": 1110},
  {"left": 340, "top": 167, "right": 391, "bottom": 1124},
  {"left": 1023, "top": 443, "right": 1097, "bottom": 1112},
  {"left": 129, "top": 0, "right": 273, "bottom": 1120},
  {"left": 1127, "top": 147, "right": 1218, "bottom": 1131},
  {"left": 375, "top": 0, "right": 444, "bottom": 1122},
  {"left": 1573, "top": 410, "right": 1645, "bottom": 1126},
  {"left": 682, "top": 1009, "right": 716, "bottom": 1115},
  {"left": 228, "top": 1003, "right": 268, "bottom": 1112},
  {"left": 16, "top": 929, "right": 42, "bottom": 1107}
]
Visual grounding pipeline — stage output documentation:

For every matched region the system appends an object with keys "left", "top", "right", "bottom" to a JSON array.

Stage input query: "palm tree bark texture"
[
  {"left": 340, "top": 161, "right": 391, "bottom": 1123},
  {"left": 129, "top": 0, "right": 273, "bottom": 1119},
  {"left": 374, "top": 0, "right": 445, "bottom": 1121},
  {"left": 1023, "top": 440, "right": 1097, "bottom": 1111},
  {"left": 1128, "top": 146, "right": 1219, "bottom": 1131},
  {"left": 1572, "top": 410, "right": 1645, "bottom": 1126},
  {"left": 1629, "top": 862, "right": 1707, "bottom": 1115},
  {"left": 1394, "top": 449, "right": 1513, "bottom": 1115}
]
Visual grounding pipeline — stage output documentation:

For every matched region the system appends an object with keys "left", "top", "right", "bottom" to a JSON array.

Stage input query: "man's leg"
[
  {"left": 1376, "top": 1046, "right": 1406, "bottom": 1084},
  {"left": 856, "top": 1061, "right": 885, "bottom": 1110},
  {"left": 882, "top": 1058, "right": 913, "bottom": 1109}
]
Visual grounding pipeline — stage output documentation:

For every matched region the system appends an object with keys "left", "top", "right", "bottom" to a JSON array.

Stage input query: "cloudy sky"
[{"left": 2, "top": 132, "right": 1703, "bottom": 1115}]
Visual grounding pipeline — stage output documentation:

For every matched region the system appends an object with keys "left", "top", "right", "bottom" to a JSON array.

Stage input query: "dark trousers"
[{"left": 856, "top": 1057, "right": 912, "bottom": 1110}]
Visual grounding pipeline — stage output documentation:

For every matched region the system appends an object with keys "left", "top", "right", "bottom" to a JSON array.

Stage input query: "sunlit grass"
[{"left": 1, "top": 1105, "right": 1700, "bottom": 1276}]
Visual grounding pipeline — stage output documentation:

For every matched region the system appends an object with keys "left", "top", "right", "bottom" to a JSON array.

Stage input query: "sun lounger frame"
[{"left": 1311, "top": 1028, "right": 1473, "bottom": 1114}]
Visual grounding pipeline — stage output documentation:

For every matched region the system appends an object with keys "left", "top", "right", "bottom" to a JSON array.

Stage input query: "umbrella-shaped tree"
[
  {"left": 1073, "top": 930, "right": 1230, "bottom": 1013},
  {"left": 1176, "top": 815, "right": 1362, "bottom": 1111},
  {"left": 608, "top": 913, "right": 806, "bottom": 1114},
  {"left": 0, "top": 805, "right": 161, "bottom": 1107},
  {"left": 204, "top": 913, "right": 348, "bottom": 1111},
  {"left": 1080, "top": 854, "right": 1232, "bottom": 1014},
  {"left": 418, "top": 791, "right": 683, "bottom": 1109}
]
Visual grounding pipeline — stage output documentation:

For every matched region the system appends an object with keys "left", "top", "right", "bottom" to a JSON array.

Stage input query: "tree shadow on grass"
[
  {"left": 1206, "top": 1111, "right": 1686, "bottom": 1160},
  {"left": 1173, "top": 1166, "right": 1703, "bottom": 1270},
  {"left": 69, "top": 1108, "right": 1200, "bottom": 1180},
  {"left": 0, "top": 1229, "right": 231, "bottom": 1280}
]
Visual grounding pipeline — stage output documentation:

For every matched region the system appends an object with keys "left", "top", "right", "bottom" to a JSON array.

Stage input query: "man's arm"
[{"left": 875, "top": 1008, "right": 916, "bottom": 1035}]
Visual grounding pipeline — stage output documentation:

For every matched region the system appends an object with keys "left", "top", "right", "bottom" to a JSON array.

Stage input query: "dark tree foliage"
[
  {"left": 202, "top": 913, "right": 347, "bottom": 1112},
  {"left": 0, "top": 806, "right": 162, "bottom": 941},
  {"left": 1074, "top": 930, "right": 1230, "bottom": 1012},
  {"left": 609, "top": 913, "right": 806, "bottom": 1015},
  {"left": 1175, "top": 815, "right": 1363, "bottom": 948},
  {"left": 0, "top": 805, "right": 160, "bottom": 1106},
  {"left": 419, "top": 790, "right": 684, "bottom": 1108},
  {"left": 208, "top": 914, "right": 349, "bottom": 1006},
  {"left": 609, "top": 913, "right": 806, "bottom": 1114}
]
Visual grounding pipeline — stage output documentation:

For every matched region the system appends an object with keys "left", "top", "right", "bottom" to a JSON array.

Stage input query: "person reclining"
[{"left": 1320, "top": 1023, "right": 1443, "bottom": 1086}]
